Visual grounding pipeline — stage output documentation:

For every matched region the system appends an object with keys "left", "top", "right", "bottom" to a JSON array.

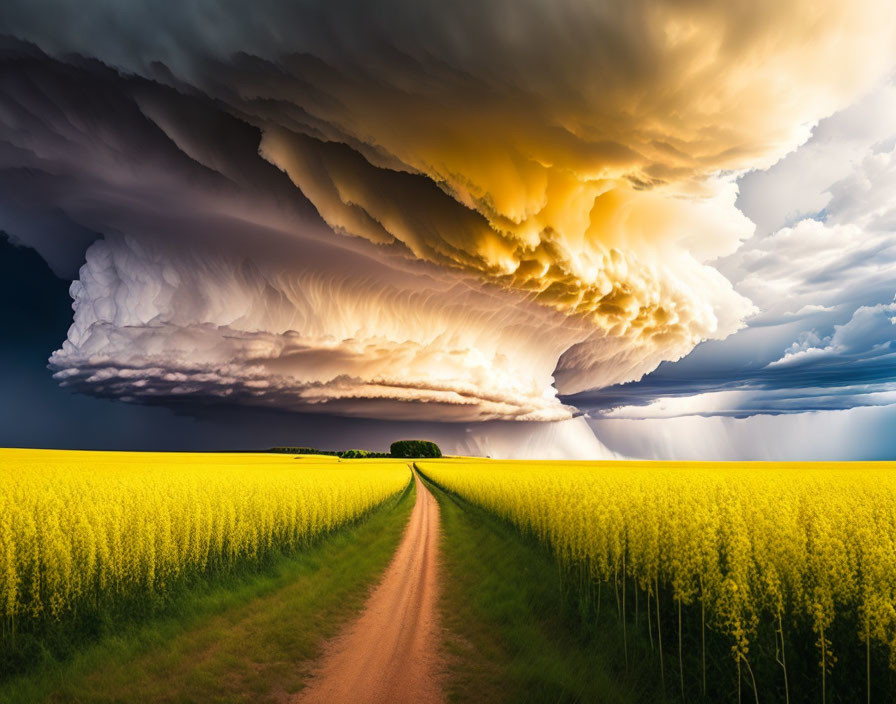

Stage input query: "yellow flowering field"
[
  {"left": 419, "top": 460, "right": 896, "bottom": 699},
  {"left": 0, "top": 449, "right": 410, "bottom": 631}
]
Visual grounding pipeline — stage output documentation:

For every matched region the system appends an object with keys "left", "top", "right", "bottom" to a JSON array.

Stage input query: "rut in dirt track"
[{"left": 294, "top": 472, "right": 444, "bottom": 704}]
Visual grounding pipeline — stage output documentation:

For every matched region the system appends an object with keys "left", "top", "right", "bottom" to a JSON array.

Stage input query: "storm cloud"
[{"left": 1, "top": 0, "right": 894, "bottom": 424}]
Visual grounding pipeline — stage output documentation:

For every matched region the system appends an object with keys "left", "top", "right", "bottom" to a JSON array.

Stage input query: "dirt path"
[{"left": 294, "top": 472, "right": 444, "bottom": 704}]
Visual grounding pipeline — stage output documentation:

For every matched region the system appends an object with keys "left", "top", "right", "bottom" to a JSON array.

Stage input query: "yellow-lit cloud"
[{"left": 246, "top": 0, "right": 894, "bottom": 394}]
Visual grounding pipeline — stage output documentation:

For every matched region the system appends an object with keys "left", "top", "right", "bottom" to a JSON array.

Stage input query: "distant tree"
[
  {"left": 389, "top": 440, "right": 442, "bottom": 459},
  {"left": 340, "top": 449, "right": 370, "bottom": 459},
  {"left": 268, "top": 446, "right": 391, "bottom": 458},
  {"left": 268, "top": 446, "right": 343, "bottom": 456}
]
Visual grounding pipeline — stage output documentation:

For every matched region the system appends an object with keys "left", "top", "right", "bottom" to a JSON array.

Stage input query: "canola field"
[
  {"left": 419, "top": 460, "right": 896, "bottom": 699},
  {"left": 0, "top": 450, "right": 410, "bottom": 633},
  {"left": 6, "top": 450, "right": 896, "bottom": 699}
]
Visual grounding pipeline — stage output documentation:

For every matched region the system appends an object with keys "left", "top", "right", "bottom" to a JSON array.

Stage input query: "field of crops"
[
  {"left": 7, "top": 450, "right": 896, "bottom": 701},
  {"left": 0, "top": 450, "right": 410, "bottom": 641},
  {"left": 419, "top": 460, "right": 896, "bottom": 702}
]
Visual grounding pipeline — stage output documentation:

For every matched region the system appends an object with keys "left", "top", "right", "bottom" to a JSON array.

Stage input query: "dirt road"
[{"left": 294, "top": 473, "right": 444, "bottom": 704}]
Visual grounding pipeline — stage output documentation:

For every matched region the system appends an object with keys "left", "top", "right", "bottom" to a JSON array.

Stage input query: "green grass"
[
  {"left": 0, "top": 479, "right": 415, "bottom": 704},
  {"left": 420, "top": 471, "right": 664, "bottom": 704}
]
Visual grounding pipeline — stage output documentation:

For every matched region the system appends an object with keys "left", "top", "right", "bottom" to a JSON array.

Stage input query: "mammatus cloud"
[{"left": 1, "top": 0, "right": 895, "bottom": 421}]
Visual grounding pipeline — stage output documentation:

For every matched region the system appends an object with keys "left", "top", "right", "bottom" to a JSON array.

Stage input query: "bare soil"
[{"left": 294, "top": 475, "right": 444, "bottom": 704}]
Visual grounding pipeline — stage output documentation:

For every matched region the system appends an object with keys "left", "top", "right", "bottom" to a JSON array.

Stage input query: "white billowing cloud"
[
  {"left": 722, "top": 135, "right": 896, "bottom": 387},
  {"left": 727, "top": 135, "right": 896, "bottom": 322},
  {"left": 49, "top": 235, "right": 585, "bottom": 421},
  {"left": 735, "top": 78, "right": 896, "bottom": 237},
  {"left": 732, "top": 218, "right": 896, "bottom": 320},
  {"left": 826, "top": 143, "right": 896, "bottom": 232},
  {"left": 768, "top": 300, "right": 896, "bottom": 367}
]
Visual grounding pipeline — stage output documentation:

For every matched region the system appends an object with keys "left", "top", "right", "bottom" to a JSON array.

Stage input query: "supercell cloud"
[{"left": 1, "top": 0, "right": 895, "bottom": 424}]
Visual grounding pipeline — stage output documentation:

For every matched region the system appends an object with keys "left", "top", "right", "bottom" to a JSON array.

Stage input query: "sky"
[{"left": 1, "top": 1, "right": 896, "bottom": 459}]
